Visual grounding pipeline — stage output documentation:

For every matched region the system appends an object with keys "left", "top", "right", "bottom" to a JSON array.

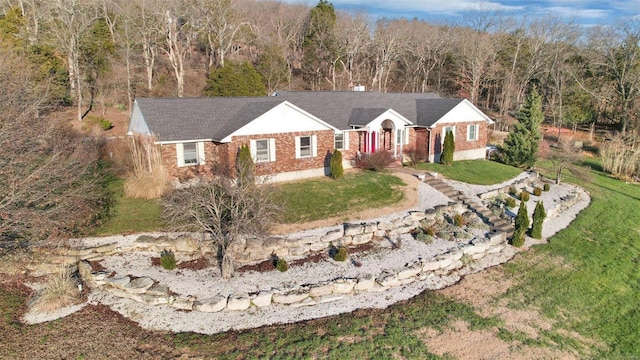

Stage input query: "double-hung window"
[
  {"left": 334, "top": 132, "right": 349, "bottom": 150},
  {"left": 467, "top": 124, "right": 478, "bottom": 141},
  {"left": 296, "top": 135, "right": 317, "bottom": 158},
  {"left": 442, "top": 126, "right": 455, "bottom": 142},
  {"left": 250, "top": 138, "right": 276, "bottom": 163},
  {"left": 177, "top": 142, "right": 205, "bottom": 167}
]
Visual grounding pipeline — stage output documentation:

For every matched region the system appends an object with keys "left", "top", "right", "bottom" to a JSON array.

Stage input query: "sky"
[{"left": 284, "top": 0, "right": 640, "bottom": 27}]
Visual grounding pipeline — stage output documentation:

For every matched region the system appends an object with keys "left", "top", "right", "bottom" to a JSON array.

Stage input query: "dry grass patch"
[
  {"left": 29, "top": 267, "right": 80, "bottom": 314},
  {"left": 124, "top": 134, "right": 168, "bottom": 199}
]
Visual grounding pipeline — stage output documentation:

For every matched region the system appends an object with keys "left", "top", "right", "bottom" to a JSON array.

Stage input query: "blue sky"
[{"left": 284, "top": 0, "right": 639, "bottom": 26}]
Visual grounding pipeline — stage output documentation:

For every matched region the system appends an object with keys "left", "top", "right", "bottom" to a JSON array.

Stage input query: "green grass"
[
  {"left": 171, "top": 291, "right": 500, "bottom": 359},
  {"left": 497, "top": 159, "right": 640, "bottom": 358},
  {"left": 93, "top": 178, "right": 164, "bottom": 236},
  {"left": 273, "top": 170, "right": 406, "bottom": 223},
  {"left": 414, "top": 159, "right": 522, "bottom": 185}
]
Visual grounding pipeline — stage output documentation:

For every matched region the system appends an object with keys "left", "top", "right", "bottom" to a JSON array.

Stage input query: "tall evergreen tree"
[
  {"left": 441, "top": 130, "right": 455, "bottom": 165},
  {"left": 302, "top": 0, "right": 338, "bottom": 90},
  {"left": 236, "top": 144, "right": 255, "bottom": 186},
  {"left": 204, "top": 62, "right": 267, "bottom": 97},
  {"left": 530, "top": 201, "right": 546, "bottom": 239},
  {"left": 500, "top": 86, "right": 544, "bottom": 168}
]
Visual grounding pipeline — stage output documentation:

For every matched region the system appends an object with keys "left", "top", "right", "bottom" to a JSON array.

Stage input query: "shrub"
[
  {"left": 543, "top": 183, "right": 551, "bottom": 191},
  {"left": 461, "top": 253, "right": 473, "bottom": 266},
  {"left": 425, "top": 227, "right": 435, "bottom": 237},
  {"left": 453, "top": 213, "right": 466, "bottom": 227},
  {"left": 276, "top": 258, "right": 289, "bottom": 272},
  {"left": 403, "top": 146, "right": 425, "bottom": 167},
  {"left": 334, "top": 246, "right": 348, "bottom": 261},
  {"left": 505, "top": 197, "right": 517, "bottom": 208},
  {"left": 330, "top": 150, "right": 344, "bottom": 179},
  {"left": 416, "top": 231, "right": 433, "bottom": 244},
  {"left": 30, "top": 266, "right": 80, "bottom": 313},
  {"left": 86, "top": 115, "right": 113, "bottom": 130},
  {"left": 160, "top": 249, "right": 176, "bottom": 270},
  {"left": 236, "top": 144, "right": 255, "bottom": 186},
  {"left": 533, "top": 187, "right": 542, "bottom": 196},
  {"left": 519, "top": 191, "right": 530, "bottom": 202},
  {"left": 441, "top": 130, "right": 455, "bottom": 165},
  {"left": 125, "top": 134, "right": 167, "bottom": 199},
  {"left": 530, "top": 201, "right": 546, "bottom": 239},
  {"left": 512, "top": 200, "right": 529, "bottom": 248},
  {"left": 509, "top": 186, "right": 517, "bottom": 195},
  {"left": 355, "top": 150, "right": 394, "bottom": 171}
]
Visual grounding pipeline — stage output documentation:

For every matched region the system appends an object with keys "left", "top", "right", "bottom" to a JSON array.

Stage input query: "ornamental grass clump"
[
  {"left": 505, "top": 197, "right": 517, "bottom": 208},
  {"left": 30, "top": 266, "right": 80, "bottom": 314},
  {"left": 520, "top": 191, "right": 530, "bottom": 202},
  {"left": 533, "top": 187, "right": 542, "bottom": 196},
  {"left": 543, "top": 183, "right": 551, "bottom": 191},
  {"left": 453, "top": 213, "right": 466, "bottom": 227}
]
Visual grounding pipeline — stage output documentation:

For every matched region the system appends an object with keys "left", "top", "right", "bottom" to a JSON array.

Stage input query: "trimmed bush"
[
  {"left": 356, "top": 150, "right": 394, "bottom": 171},
  {"left": 520, "top": 191, "right": 530, "bottom": 202},
  {"left": 530, "top": 201, "right": 546, "bottom": 239},
  {"left": 509, "top": 186, "right": 517, "bottom": 195},
  {"left": 533, "top": 187, "right": 542, "bottom": 196},
  {"left": 505, "top": 197, "right": 517, "bottom": 208},
  {"left": 511, "top": 228, "right": 526, "bottom": 247},
  {"left": 543, "top": 183, "right": 551, "bottom": 191},
  {"left": 330, "top": 150, "right": 344, "bottom": 179},
  {"left": 276, "top": 258, "right": 288, "bottom": 272},
  {"left": 334, "top": 246, "right": 348, "bottom": 262},
  {"left": 236, "top": 144, "right": 255, "bottom": 185},
  {"left": 160, "top": 250, "right": 176, "bottom": 270}
]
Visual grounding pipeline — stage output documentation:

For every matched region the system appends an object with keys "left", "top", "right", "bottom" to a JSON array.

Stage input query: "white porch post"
[{"left": 399, "top": 128, "right": 403, "bottom": 159}]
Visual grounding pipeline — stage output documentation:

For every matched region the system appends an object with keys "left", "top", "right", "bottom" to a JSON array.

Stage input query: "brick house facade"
[{"left": 129, "top": 93, "right": 493, "bottom": 183}]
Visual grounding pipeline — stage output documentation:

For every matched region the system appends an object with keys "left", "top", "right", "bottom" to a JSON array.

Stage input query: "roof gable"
[
  {"left": 221, "top": 101, "right": 338, "bottom": 142},
  {"left": 430, "top": 99, "right": 494, "bottom": 127}
]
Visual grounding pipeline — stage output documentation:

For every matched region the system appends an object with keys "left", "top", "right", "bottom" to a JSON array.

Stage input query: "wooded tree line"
[{"left": 0, "top": 0, "right": 638, "bottom": 133}]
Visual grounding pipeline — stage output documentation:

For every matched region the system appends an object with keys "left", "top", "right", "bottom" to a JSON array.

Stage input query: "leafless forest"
[{"left": 0, "top": 0, "right": 638, "bottom": 134}]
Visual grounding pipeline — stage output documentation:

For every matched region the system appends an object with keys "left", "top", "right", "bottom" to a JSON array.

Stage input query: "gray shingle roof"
[{"left": 133, "top": 92, "right": 458, "bottom": 142}]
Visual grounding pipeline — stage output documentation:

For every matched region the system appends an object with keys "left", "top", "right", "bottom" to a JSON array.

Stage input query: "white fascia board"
[
  {"left": 365, "top": 109, "right": 413, "bottom": 129},
  {"left": 220, "top": 101, "right": 338, "bottom": 142},
  {"left": 429, "top": 99, "right": 494, "bottom": 128},
  {"left": 158, "top": 139, "right": 213, "bottom": 145}
]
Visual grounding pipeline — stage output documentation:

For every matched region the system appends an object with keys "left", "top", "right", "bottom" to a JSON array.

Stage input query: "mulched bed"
[{"left": 149, "top": 257, "right": 211, "bottom": 271}]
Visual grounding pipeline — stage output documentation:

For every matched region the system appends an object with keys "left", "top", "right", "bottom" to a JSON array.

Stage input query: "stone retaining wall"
[{"left": 77, "top": 230, "right": 508, "bottom": 313}]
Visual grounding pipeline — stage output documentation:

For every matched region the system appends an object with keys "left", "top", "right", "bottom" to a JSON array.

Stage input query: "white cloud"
[{"left": 541, "top": 6, "right": 610, "bottom": 19}]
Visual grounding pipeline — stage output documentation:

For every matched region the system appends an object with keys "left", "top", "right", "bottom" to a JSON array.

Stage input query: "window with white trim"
[
  {"left": 250, "top": 138, "right": 276, "bottom": 163},
  {"left": 442, "top": 126, "right": 455, "bottom": 142},
  {"left": 467, "top": 124, "right": 478, "bottom": 141},
  {"left": 295, "top": 135, "right": 317, "bottom": 159},
  {"left": 396, "top": 128, "right": 408, "bottom": 145},
  {"left": 177, "top": 142, "right": 206, "bottom": 167},
  {"left": 334, "top": 133, "right": 344, "bottom": 150}
]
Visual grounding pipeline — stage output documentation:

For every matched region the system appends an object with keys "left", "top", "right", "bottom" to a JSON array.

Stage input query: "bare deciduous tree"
[
  {"left": 162, "top": 177, "right": 280, "bottom": 278},
  {"left": 0, "top": 49, "right": 111, "bottom": 244}
]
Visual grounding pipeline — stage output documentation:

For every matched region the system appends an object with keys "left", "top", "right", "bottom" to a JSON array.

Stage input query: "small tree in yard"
[
  {"left": 499, "top": 86, "right": 543, "bottom": 168},
  {"left": 441, "top": 130, "right": 455, "bottom": 165},
  {"left": 530, "top": 201, "right": 546, "bottom": 239},
  {"left": 162, "top": 177, "right": 280, "bottom": 278},
  {"left": 330, "top": 150, "right": 343, "bottom": 179},
  {"left": 544, "top": 138, "right": 583, "bottom": 185},
  {"left": 511, "top": 200, "right": 529, "bottom": 247}
]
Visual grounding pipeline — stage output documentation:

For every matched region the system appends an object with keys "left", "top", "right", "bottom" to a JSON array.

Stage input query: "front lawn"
[
  {"left": 414, "top": 159, "right": 522, "bottom": 185},
  {"left": 93, "top": 178, "right": 164, "bottom": 236},
  {"left": 273, "top": 170, "right": 406, "bottom": 223}
]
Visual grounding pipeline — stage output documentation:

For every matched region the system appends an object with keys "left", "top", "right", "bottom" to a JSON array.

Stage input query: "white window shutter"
[
  {"left": 198, "top": 142, "right": 206, "bottom": 164},
  {"left": 269, "top": 138, "right": 276, "bottom": 161},
  {"left": 295, "top": 136, "right": 301, "bottom": 158},
  {"left": 312, "top": 135, "right": 318, "bottom": 157},
  {"left": 176, "top": 143, "right": 185, "bottom": 167},
  {"left": 404, "top": 128, "right": 409, "bottom": 144},
  {"left": 343, "top": 132, "right": 349, "bottom": 150},
  {"left": 249, "top": 140, "right": 257, "bottom": 162}
]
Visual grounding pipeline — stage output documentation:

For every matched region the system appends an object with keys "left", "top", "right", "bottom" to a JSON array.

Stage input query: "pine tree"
[
  {"left": 500, "top": 86, "right": 544, "bottom": 168},
  {"left": 330, "top": 150, "right": 343, "bottom": 179},
  {"left": 204, "top": 62, "right": 267, "bottom": 97},
  {"left": 530, "top": 201, "right": 546, "bottom": 239},
  {"left": 441, "top": 130, "right": 455, "bottom": 165},
  {"left": 512, "top": 200, "right": 529, "bottom": 247},
  {"left": 302, "top": 0, "right": 338, "bottom": 89}
]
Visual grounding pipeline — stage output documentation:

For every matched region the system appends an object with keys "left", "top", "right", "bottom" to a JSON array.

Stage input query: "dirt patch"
[
  {"left": 417, "top": 320, "right": 579, "bottom": 360},
  {"left": 270, "top": 170, "right": 420, "bottom": 234}
]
